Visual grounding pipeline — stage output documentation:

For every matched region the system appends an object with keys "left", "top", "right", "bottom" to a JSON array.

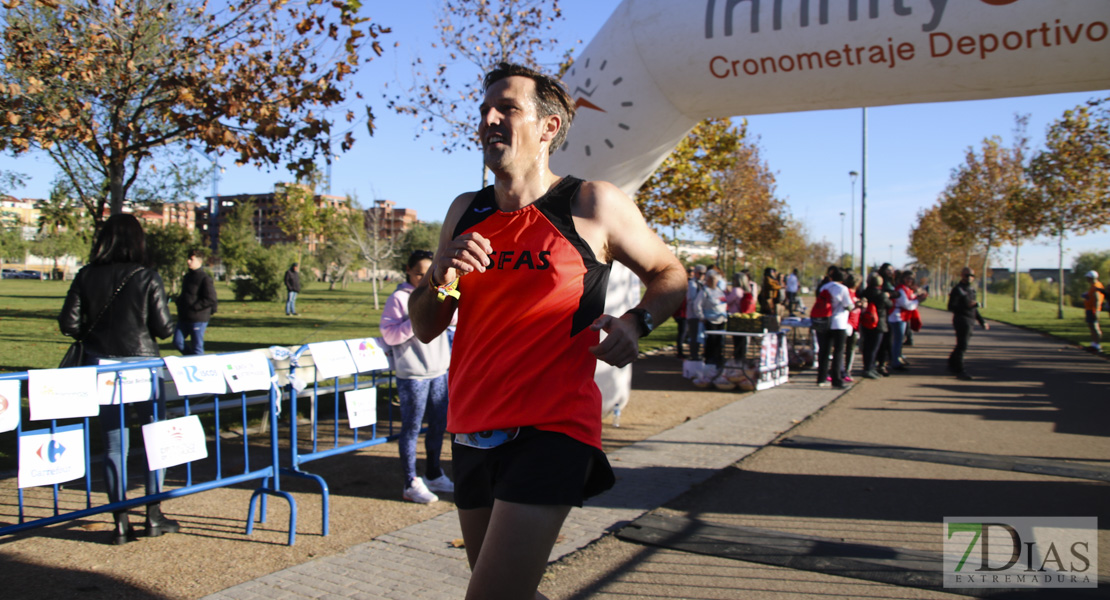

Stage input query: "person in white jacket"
[
  {"left": 816, "top": 267, "right": 855, "bottom": 389},
  {"left": 380, "top": 250, "right": 456, "bottom": 503}
]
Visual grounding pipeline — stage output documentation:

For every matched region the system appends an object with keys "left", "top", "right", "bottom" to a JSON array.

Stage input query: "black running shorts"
[{"left": 452, "top": 427, "right": 615, "bottom": 510}]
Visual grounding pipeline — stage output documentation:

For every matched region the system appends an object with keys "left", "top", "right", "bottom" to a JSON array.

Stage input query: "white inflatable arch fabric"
[{"left": 548, "top": 0, "right": 1110, "bottom": 416}]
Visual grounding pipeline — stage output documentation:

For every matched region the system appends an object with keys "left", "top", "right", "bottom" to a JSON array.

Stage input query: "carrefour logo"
[
  {"left": 705, "top": 0, "right": 1021, "bottom": 38},
  {"left": 36, "top": 440, "right": 67, "bottom": 463}
]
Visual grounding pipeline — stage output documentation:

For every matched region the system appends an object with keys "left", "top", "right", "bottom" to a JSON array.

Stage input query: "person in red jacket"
[{"left": 842, "top": 272, "right": 863, "bottom": 382}]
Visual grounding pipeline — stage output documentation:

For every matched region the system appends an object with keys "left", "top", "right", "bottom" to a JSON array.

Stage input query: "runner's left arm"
[{"left": 579, "top": 181, "right": 686, "bottom": 368}]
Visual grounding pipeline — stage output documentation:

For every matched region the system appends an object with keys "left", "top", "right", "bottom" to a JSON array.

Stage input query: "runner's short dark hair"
[{"left": 483, "top": 62, "right": 575, "bottom": 155}]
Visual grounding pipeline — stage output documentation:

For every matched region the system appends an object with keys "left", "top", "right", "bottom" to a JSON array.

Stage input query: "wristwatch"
[{"left": 624, "top": 308, "right": 654, "bottom": 338}]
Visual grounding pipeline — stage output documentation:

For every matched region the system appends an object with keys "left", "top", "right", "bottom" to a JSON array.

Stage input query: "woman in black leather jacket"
[{"left": 58, "top": 214, "right": 179, "bottom": 544}]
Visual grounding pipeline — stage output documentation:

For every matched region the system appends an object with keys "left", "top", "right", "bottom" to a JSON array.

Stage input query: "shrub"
[
  {"left": 1034, "top": 280, "right": 1060, "bottom": 304},
  {"left": 988, "top": 273, "right": 1041, "bottom": 300},
  {"left": 231, "top": 244, "right": 301, "bottom": 301}
]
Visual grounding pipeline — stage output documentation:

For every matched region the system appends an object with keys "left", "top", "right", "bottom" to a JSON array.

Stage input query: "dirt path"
[{"left": 0, "top": 352, "right": 742, "bottom": 600}]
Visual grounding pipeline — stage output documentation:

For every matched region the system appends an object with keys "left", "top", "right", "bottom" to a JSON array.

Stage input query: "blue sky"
[{"left": 2, "top": 0, "right": 1107, "bottom": 271}]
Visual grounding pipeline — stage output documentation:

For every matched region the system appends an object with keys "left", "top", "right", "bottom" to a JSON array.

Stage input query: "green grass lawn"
[
  {"left": 922, "top": 292, "right": 1099, "bottom": 351},
  {"left": 0, "top": 279, "right": 397, "bottom": 373}
]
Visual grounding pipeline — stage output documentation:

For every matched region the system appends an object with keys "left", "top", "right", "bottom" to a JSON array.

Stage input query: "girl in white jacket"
[{"left": 380, "top": 251, "right": 456, "bottom": 503}]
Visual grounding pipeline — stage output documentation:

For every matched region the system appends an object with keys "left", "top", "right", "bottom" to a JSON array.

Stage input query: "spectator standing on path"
[
  {"left": 785, "top": 268, "right": 800, "bottom": 315},
  {"left": 725, "top": 272, "right": 746, "bottom": 315},
  {"left": 859, "top": 272, "right": 891, "bottom": 379},
  {"left": 815, "top": 267, "right": 854, "bottom": 389},
  {"left": 173, "top": 247, "right": 218, "bottom": 355},
  {"left": 739, "top": 268, "right": 760, "bottom": 311},
  {"left": 758, "top": 267, "right": 783, "bottom": 315},
  {"left": 841, "top": 271, "right": 862, "bottom": 382},
  {"left": 725, "top": 272, "right": 751, "bottom": 358},
  {"left": 701, "top": 272, "right": 728, "bottom": 370},
  {"left": 889, "top": 271, "right": 926, "bottom": 371},
  {"left": 876, "top": 263, "right": 898, "bottom": 375},
  {"left": 380, "top": 250, "right": 455, "bottom": 504},
  {"left": 1083, "top": 270, "right": 1104, "bottom": 353},
  {"left": 58, "top": 214, "right": 180, "bottom": 545},
  {"left": 284, "top": 263, "right": 301, "bottom": 316},
  {"left": 408, "top": 62, "right": 686, "bottom": 600},
  {"left": 685, "top": 264, "right": 708, "bottom": 362},
  {"left": 947, "top": 266, "right": 989, "bottom": 380}
]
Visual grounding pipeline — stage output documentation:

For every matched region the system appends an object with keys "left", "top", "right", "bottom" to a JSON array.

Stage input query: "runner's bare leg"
[{"left": 459, "top": 501, "right": 571, "bottom": 600}]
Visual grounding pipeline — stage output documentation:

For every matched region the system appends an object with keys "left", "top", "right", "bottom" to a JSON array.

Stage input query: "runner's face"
[{"left": 479, "top": 76, "right": 552, "bottom": 173}]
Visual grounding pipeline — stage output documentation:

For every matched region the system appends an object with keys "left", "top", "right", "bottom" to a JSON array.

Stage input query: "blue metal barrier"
[
  {"left": 0, "top": 357, "right": 297, "bottom": 545},
  {"left": 281, "top": 343, "right": 398, "bottom": 537}
]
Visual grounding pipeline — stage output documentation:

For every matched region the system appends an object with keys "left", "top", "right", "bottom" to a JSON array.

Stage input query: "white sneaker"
[
  {"left": 424, "top": 474, "right": 454, "bottom": 494},
  {"left": 403, "top": 477, "right": 438, "bottom": 504}
]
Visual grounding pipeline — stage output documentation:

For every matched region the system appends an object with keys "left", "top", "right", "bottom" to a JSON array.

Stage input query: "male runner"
[{"left": 409, "top": 63, "right": 685, "bottom": 600}]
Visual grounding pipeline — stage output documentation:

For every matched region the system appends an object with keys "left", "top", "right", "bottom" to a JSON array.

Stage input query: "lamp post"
[
  {"left": 860, "top": 108, "right": 868, "bottom": 274},
  {"left": 849, "top": 170, "right": 858, "bottom": 270},
  {"left": 839, "top": 212, "right": 846, "bottom": 267}
]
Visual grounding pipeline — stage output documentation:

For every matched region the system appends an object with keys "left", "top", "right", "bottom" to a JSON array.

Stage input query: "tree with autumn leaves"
[
  {"left": 936, "top": 135, "right": 1025, "bottom": 308},
  {"left": 0, "top": 0, "right": 388, "bottom": 226},
  {"left": 636, "top": 119, "right": 741, "bottom": 242},
  {"left": 701, "top": 126, "right": 788, "bottom": 275},
  {"left": 636, "top": 118, "right": 789, "bottom": 276},
  {"left": 914, "top": 99, "right": 1109, "bottom": 316},
  {"left": 1026, "top": 99, "right": 1110, "bottom": 317},
  {"left": 908, "top": 204, "right": 979, "bottom": 294}
]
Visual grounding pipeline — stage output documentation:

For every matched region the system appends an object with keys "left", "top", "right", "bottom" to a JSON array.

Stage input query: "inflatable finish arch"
[{"left": 548, "top": 0, "right": 1110, "bottom": 414}]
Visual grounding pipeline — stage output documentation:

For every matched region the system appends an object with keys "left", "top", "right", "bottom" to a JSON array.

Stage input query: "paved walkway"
[
  {"left": 204, "top": 367, "right": 846, "bottom": 599},
  {"left": 206, "top": 306, "right": 1110, "bottom": 599}
]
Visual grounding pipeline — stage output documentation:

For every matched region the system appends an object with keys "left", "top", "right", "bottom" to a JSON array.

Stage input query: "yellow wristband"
[{"left": 431, "top": 276, "right": 460, "bottom": 302}]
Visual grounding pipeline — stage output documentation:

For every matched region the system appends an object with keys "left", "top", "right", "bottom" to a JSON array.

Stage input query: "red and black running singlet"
[{"left": 447, "top": 176, "right": 611, "bottom": 449}]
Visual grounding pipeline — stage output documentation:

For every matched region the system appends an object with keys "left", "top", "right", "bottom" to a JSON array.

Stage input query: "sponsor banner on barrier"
[
  {"left": 308, "top": 340, "right": 359, "bottom": 379},
  {"left": 344, "top": 387, "right": 377, "bottom": 429},
  {"left": 943, "top": 517, "right": 1098, "bottom": 588},
  {"left": 0, "top": 380, "right": 20, "bottom": 433},
  {"left": 220, "top": 352, "right": 272, "bottom": 393},
  {"left": 28, "top": 367, "right": 98, "bottom": 421},
  {"left": 346, "top": 337, "right": 391, "bottom": 373},
  {"left": 143, "top": 415, "right": 208, "bottom": 471},
  {"left": 757, "top": 332, "right": 790, "bottom": 391},
  {"left": 96, "top": 359, "right": 157, "bottom": 405},
  {"left": 18, "top": 424, "right": 85, "bottom": 488},
  {"left": 163, "top": 355, "right": 228, "bottom": 397}
]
